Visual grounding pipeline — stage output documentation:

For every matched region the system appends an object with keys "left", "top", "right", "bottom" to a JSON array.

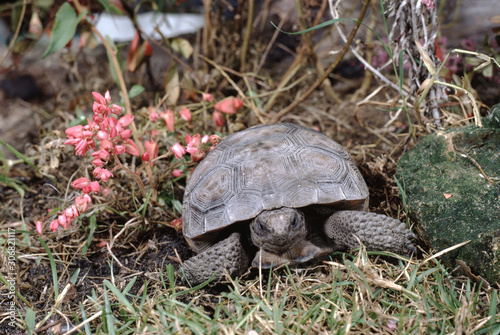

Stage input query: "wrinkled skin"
[
  {"left": 181, "top": 207, "right": 416, "bottom": 285},
  {"left": 249, "top": 208, "right": 333, "bottom": 268}
]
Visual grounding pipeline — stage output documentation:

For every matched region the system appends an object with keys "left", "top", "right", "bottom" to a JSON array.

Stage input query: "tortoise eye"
[{"left": 257, "top": 219, "right": 266, "bottom": 232}]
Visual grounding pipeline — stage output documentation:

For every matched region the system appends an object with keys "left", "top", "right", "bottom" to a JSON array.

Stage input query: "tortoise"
[{"left": 181, "top": 123, "right": 415, "bottom": 285}]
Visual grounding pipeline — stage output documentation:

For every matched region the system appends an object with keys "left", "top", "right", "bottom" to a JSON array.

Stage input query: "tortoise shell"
[{"left": 182, "top": 123, "right": 369, "bottom": 251}]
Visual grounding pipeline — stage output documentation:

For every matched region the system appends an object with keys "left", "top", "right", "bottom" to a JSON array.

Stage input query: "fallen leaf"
[{"left": 456, "top": 259, "right": 490, "bottom": 289}]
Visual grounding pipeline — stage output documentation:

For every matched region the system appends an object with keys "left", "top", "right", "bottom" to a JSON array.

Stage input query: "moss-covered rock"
[{"left": 396, "top": 105, "right": 500, "bottom": 285}]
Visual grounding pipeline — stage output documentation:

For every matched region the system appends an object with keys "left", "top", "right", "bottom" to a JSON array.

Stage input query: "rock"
[{"left": 396, "top": 105, "right": 500, "bottom": 285}]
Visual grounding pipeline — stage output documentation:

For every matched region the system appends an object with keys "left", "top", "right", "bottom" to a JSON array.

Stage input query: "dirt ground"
[{"left": 0, "top": 2, "right": 498, "bottom": 333}]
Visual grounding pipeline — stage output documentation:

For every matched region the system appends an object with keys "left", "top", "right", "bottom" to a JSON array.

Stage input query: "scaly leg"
[
  {"left": 182, "top": 232, "right": 250, "bottom": 285},
  {"left": 324, "top": 211, "right": 416, "bottom": 256}
]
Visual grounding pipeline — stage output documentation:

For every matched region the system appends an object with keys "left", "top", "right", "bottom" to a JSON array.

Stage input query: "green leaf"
[
  {"left": 0, "top": 138, "right": 38, "bottom": 171},
  {"left": 81, "top": 214, "right": 97, "bottom": 254},
  {"left": 42, "top": 3, "right": 86, "bottom": 58},
  {"left": 97, "top": 0, "right": 124, "bottom": 14},
  {"left": 25, "top": 308, "right": 36, "bottom": 333},
  {"left": 68, "top": 106, "right": 89, "bottom": 127},
  {"left": 128, "top": 85, "right": 145, "bottom": 99}
]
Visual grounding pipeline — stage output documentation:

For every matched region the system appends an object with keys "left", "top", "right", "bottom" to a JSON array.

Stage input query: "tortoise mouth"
[
  {"left": 260, "top": 237, "right": 303, "bottom": 255},
  {"left": 252, "top": 240, "right": 333, "bottom": 268}
]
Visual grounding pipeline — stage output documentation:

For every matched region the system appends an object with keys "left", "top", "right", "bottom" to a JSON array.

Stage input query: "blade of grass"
[
  {"left": 0, "top": 138, "right": 39, "bottom": 171},
  {"left": 103, "top": 288, "right": 115, "bottom": 335},
  {"left": 38, "top": 237, "right": 59, "bottom": 300},
  {"left": 104, "top": 280, "right": 137, "bottom": 315},
  {"left": 81, "top": 214, "right": 97, "bottom": 254}
]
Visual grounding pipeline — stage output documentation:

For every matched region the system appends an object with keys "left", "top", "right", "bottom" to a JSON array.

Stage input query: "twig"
[
  {"left": 454, "top": 146, "right": 496, "bottom": 185},
  {"left": 268, "top": 0, "right": 371, "bottom": 124},
  {"left": 0, "top": 0, "right": 26, "bottom": 67},
  {"left": 240, "top": 0, "right": 254, "bottom": 72},
  {"left": 330, "top": 0, "right": 408, "bottom": 95}
]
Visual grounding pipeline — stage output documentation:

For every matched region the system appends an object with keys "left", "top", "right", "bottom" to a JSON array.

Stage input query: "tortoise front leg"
[
  {"left": 324, "top": 211, "right": 416, "bottom": 256},
  {"left": 181, "top": 232, "right": 250, "bottom": 285}
]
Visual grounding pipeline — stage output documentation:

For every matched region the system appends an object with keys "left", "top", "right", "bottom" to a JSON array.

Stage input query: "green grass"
[{"left": 21, "top": 249, "right": 499, "bottom": 334}]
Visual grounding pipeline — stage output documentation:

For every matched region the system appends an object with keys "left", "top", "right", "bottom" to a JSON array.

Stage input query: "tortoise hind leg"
[
  {"left": 181, "top": 232, "right": 250, "bottom": 285},
  {"left": 324, "top": 211, "right": 416, "bottom": 256}
]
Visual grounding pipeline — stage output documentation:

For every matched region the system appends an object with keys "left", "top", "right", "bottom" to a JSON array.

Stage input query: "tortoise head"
[
  {"left": 250, "top": 207, "right": 333, "bottom": 268},
  {"left": 250, "top": 207, "right": 307, "bottom": 255}
]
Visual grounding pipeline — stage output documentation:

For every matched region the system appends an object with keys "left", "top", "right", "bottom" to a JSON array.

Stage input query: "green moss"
[{"left": 396, "top": 113, "right": 500, "bottom": 284}]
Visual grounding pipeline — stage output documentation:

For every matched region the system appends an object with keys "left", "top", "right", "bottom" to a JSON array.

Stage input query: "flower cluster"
[
  {"left": 35, "top": 91, "right": 140, "bottom": 233},
  {"left": 152, "top": 93, "right": 242, "bottom": 176},
  {"left": 36, "top": 90, "right": 244, "bottom": 234},
  {"left": 172, "top": 133, "right": 220, "bottom": 166}
]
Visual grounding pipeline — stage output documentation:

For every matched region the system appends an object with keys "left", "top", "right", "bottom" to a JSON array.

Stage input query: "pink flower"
[
  {"left": 160, "top": 109, "right": 175, "bottom": 132},
  {"left": 123, "top": 138, "right": 140, "bottom": 156},
  {"left": 214, "top": 97, "right": 243, "bottom": 114},
  {"left": 179, "top": 108, "right": 192, "bottom": 122},
  {"left": 114, "top": 145, "right": 125, "bottom": 155},
  {"left": 185, "top": 133, "right": 200, "bottom": 153},
  {"left": 104, "top": 91, "right": 111, "bottom": 103},
  {"left": 171, "top": 217, "right": 182, "bottom": 230},
  {"left": 58, "top": 214, "right": 69, "bottom": 229},
  {"left": 74, "top": 193, "right": 91, "bottom": 215},
  {"left": 172, "top": 169, "right": 184, "bottom": 177},
  {"left": 209, "top": 135, "right": 221, "bottom": 150},
  {"left": 144, "top": 140, "right": 159, "bottom": 165},
  {"left": 213, "top": 110, "right": 224, "bottom": 126},
  {"left": 74, "top": 139, "right": 92, "bottom": 156},
  {"left": 185, "top": 134, "right": 204, "bottom": 161},
  {"left": 141, "top": 152, "right": 150, "bottom": 162},
  {"left": 118, "top": 114, "right": 134, "bottom": 128},
  {"left": 92, "top": 149, "right": 110, "bottom": 161},
  {"left": 92, "top": 91, "right": 106, "bottom": 105},
  {"left": 65, "top": 206, "right": 79, "bottom": 219},
  {"left": 202, "top": 93, "right": 213, "bottom": 102},
  {"left": 110, "top": 104, "right": 123, "bottom": 115},
  {"left": 149, "top": 111, "right": 159, "bottom": 122},
  {"left": 90, "top": 181, "right": 100, "bottom": 193},
  {"left": 172, "top": 143, "right": 186, "bottom": 159},
  {"left": 94, "top": 167, "right": 114, "bottom": 182},
  {"left": 71, "top": 177, "right": 91, "bottom": 189},
  {"left": 50, "top": 220, "right": 60, "bottom": 231},
  {"left": 92, "top": 158, "right": 105, "bottom": 167},
  {"left": 92, "top": 102, "right": 106, "bottom": 120},
  {"left": 119, "top": 129, "right": 133, "bottom": 140},
  {"left": 202, "top": 135, "right": 209, "bottom": 143},
  {"left": 97, "top": 131, "right": 109, "bottom": 141},
  {"left": 75, "top": 197, "right": 89, "bottom": 213},
  {"left": 65, "top": 125, "right": 84, "bottom": 138},
  {"left": 100, "top": 139, "right": 113, "bottom": 152},
  {"left": 35, "top": 221, "right": 43, "bottom": 234}
]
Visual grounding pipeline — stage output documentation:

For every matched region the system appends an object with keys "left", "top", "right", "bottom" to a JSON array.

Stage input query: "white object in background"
[{"left": 94, "top": 12, "right": 205, "bottom": 42}]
